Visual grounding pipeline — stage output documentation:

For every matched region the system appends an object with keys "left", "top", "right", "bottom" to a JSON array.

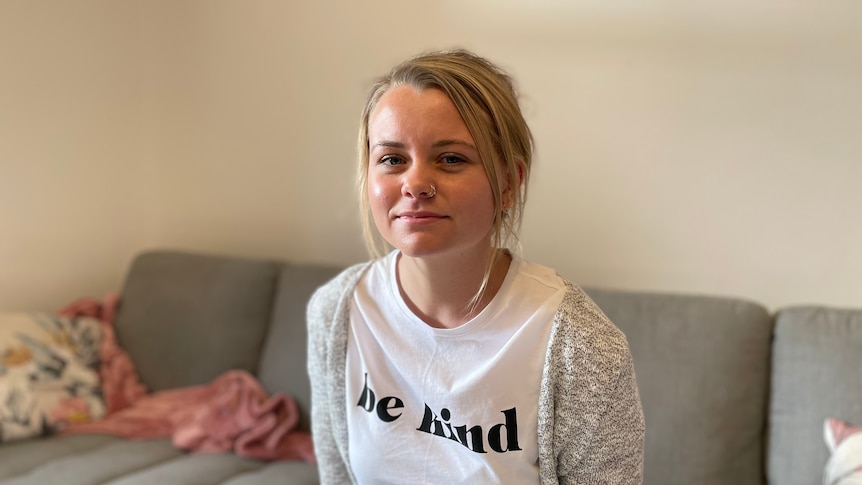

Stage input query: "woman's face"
[{"left": 366, "top": 85, "right": 498, "bottom": 260}]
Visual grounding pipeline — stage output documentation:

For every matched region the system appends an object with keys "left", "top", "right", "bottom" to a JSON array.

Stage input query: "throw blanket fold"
[
  {"left": 58, "top": 293, "right": 148, "bottom": 414},
  {"left": 58, "top": 295, "right": 316, "bottom": 464},
  {"left": 64, "top": 370, "right": 316, "bottom": 463}
]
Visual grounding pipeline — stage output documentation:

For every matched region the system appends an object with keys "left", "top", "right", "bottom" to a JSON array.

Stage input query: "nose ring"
[{"left": 426, "top": 184, "right": 436, "bottom": 198}]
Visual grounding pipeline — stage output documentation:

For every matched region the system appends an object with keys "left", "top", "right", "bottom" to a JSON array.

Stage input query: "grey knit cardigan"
[{"left": 307, "top": 262, "right": 645, "bottom": 484}]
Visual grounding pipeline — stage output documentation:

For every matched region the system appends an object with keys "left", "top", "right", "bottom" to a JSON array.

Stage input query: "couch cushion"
[
  {"left": 767, "top": 306, "right": 862, "bottom": 485},
  {"left": 115, "top": 251, "right": 280, "bottom": 391},
  {"left": 0, "top": 435, "right": 182, "bottom": 484},
  {"left": 0, "top": 434, "right": 319, "bottom": 484},
  {"left": 107, "top": 453, "right": 319, "bottom": 485},
  {"left": 257, "top": 263, "right": 344, "bottom": 431},
  {"left": 584, "top": 288, "right": 773, "bottom": 485},
  {"left": 221, "top": 461, "right": 319, "bottom": 485},
  {"left": 0, "top": 434, "right": 118, "bottom": 480}
]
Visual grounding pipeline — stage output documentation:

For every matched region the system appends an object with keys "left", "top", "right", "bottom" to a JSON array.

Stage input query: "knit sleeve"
[
  {"left": 538, "top": 285, "right": 645, "bottom": 485},
  {"left": 306, "top": 263, "right": 368, "bottom": 485}
]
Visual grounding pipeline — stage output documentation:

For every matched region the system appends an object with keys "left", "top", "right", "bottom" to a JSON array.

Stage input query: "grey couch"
[{"left": 0, "top": 250, "right": 859, "bottom": 485}]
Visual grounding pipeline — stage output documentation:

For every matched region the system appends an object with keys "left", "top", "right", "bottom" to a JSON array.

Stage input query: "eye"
[
  {"left": 441, "top": 154, "right": 466, "bottom": 165},
  {"left": 379, "top": 155, "right": 404, "bottom": 166}
]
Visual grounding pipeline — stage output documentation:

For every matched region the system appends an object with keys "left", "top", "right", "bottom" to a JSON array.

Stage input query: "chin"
[
  {"left": 395, "top": 242, "right": 483, "bottom": 261},
  {"left": 390, "top": 240, "right": 451, "bottom": 259},
  {"left": 393, "top": 245, "right": 445, "bottom": 259},
  {"left": 381, "top": 232, "right": 439, "bottom": 256}
]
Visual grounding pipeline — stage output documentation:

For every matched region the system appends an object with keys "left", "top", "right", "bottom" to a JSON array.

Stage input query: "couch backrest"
[
  {"left": 585, "top": 287, "right": 773, "bottom": 485},
  {"left": 256, "top": 263, "right": 344, "bottom": 431},
  {"left": 767, "top": 306, "right": 862, "bottom": 485},
  {"left": 115, "top": 250, "right": 280, "bottom": 391}
]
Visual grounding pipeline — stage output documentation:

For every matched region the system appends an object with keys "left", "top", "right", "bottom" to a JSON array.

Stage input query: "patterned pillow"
[
  {"left": 0, "top": 313, "right": 105, "bottom": 442},
  {"left": 824, "top": 417, "right": 862, "bottom": 485}
]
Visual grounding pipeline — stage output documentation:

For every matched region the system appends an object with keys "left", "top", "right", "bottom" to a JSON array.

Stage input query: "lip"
[{"left": 396, "top": 211, "right": 447, "bottom": 225}]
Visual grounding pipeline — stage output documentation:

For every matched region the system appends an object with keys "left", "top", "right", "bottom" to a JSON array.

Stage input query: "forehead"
[{"left": 368, "top": 85, "right": 473, "bottom": 143}]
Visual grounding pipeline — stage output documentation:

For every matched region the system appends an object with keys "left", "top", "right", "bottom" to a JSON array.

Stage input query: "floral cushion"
[
  {"left": 0, "top": 313, "right": 105, "bottom": 442},
  {"left": 824, "top": 417, "right": 862, "bottom": 485}
]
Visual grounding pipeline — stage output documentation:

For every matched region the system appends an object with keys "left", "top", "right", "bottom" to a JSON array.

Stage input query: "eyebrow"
[{"left": 372, "top": 139, "right": 478, "bottom": 151}]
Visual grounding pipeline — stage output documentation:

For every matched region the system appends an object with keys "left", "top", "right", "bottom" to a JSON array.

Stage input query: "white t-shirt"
[{"left": 346, "top": 251, "right": 566, "bottom": 484}]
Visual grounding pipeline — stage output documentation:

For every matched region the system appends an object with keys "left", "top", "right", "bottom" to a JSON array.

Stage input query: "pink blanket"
[
  {"left": 59, "top": 293, "right": 147, "bottom": 414},
  {"left": 58, "top": 295, "right": 316, "bottom": 463}
]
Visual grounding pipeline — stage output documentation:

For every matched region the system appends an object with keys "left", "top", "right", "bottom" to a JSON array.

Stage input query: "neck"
[{"left": 396, "top": 248, "right": 512, "bottom": 329}]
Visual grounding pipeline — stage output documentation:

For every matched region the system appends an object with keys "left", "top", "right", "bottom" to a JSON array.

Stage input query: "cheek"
[
  {"left": 367, "top": 176, "right": 394, "bottom": 216},
  {"left": 480, "top": 195, "right": 498, "bottom": 225},
  {"left": 470, "top": 181, "right": 498, "bottom": 221}
]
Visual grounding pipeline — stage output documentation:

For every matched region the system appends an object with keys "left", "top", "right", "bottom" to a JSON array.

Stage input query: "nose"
[{"left": 401, "top": 165, "right": 437, "bottom": 199}]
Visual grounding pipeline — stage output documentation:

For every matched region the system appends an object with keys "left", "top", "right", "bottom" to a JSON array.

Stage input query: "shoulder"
[
  {"left": 550, "top": 282, "right": 631, "bottom": 365},
  {"left": 509, "top": 258, "right": 630, "bottom": 362},
  {"left": 543, "top": 281, "right": 635, "bottom": 408},
  {"left": 306, "top": 261, "right": 373, "bottom": 341},
  {"left": 308, "top": 262, "right": 372, "bottom": 315}
]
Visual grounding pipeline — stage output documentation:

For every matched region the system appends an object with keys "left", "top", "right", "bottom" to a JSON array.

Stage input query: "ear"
[{"left": 501, "top": 161, "right": 525, "bottom": 210}]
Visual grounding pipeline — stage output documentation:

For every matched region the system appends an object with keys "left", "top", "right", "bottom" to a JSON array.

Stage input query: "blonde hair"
[{"left": 357, "top": 49, "right": 534, "bottom": 310}]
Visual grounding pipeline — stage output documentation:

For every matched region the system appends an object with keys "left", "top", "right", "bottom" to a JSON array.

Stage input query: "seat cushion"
[
  {"left": 0, "top": 434, "right": 319, "bottom": 484},
  {"left": 0, "top": 435, "right": 182, "bottom": 483},
  {"left": 585, "top": 288, "right": 773, "bottom": 485},
  {"left": 768, "top": 306, "right": 862, "bottom": 485}
]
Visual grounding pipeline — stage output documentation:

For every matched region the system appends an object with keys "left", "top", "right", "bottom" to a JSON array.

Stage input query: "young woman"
[{"left": 307, "top": 49, "right": 644, "bottom": 484}]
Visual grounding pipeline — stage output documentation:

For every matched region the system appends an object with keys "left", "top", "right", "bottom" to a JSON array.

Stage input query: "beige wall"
[
  {"left": 1, "top": 0, "right": 860, "bottom": 312},
  {"left": 0, "top": 1, "right": 152, "bottom": 311}
]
